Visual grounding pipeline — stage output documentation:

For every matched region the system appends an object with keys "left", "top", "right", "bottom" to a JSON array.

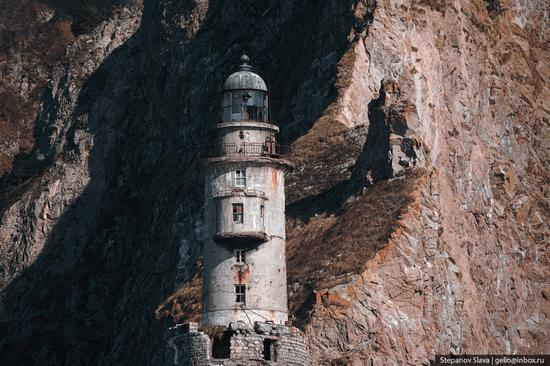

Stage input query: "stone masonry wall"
[
  {"left": 167, "top": 321, "right": 309, "bottom": 366},
  {"left": 230, "top": 322, "right": 310, "bottom": 365},
  {"left": 167, "top": 323, "right": 210, "bottom": 366}
]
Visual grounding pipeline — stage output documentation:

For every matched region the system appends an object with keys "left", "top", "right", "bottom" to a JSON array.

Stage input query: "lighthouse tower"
[
  {"left": 202, "top": 53, "right": 291, "bottom": 326},
  {"left": 167, "top": 54, "right": 309, "bottom": 366}
]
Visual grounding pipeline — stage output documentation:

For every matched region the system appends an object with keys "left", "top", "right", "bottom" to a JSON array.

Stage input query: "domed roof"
[{"left": 222, "top": 54, "right": 268, "bottom": 92}]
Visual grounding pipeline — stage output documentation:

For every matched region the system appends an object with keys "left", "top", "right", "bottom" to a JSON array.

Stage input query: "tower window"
[
  {"left": 232, "top": 203, "right": 243, "bottom": 223},
  {"left": 235, "top": 284, "right": 246, "bottom": 304},
  {"left": 235, "top": 169, "right": 246, "bottom": 187},
  {"left": 260, "top": 205, "right": 265, "bottom": 225},
  {"left": 235, "top": 249, "right": 246, "bottom": 264}
]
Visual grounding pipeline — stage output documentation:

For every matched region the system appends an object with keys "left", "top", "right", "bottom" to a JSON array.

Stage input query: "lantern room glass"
[{"left": 222, "top": 90, "right": 268, "bottom": 122}]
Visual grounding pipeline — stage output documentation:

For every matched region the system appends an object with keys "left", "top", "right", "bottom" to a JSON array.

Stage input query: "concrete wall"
[
  {"left": 214, "top": 122, "right": 278, "bottom": 147},
  {"left": 214, "top": 195, "right": 266, "bottom": 236},
  {"left": 203, "top": 152, "right": 288, "bottom": 325}
]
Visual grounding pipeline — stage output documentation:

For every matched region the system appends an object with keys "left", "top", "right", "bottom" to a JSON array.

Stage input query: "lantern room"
[{"left": 222, "top": 54, "right": 269, "bottom": 123}]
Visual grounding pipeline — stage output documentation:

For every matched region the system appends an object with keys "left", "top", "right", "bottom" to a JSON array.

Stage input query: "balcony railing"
[
  {"left": 212, "top": 189, "right": 266, "bottom": 199},
  {"left": 207, "top": 142, "right": 290, "bottom": 158}
]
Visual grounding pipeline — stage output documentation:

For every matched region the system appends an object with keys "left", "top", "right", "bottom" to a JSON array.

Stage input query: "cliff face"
[{"left": 0, "top": 0, "right": 548, "bottom": 365}]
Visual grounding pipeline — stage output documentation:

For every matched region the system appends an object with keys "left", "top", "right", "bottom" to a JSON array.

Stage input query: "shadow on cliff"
[
  {"left": 0, "top": 1, "right": 182, "bottom": 365},
  {"left": 0, "top": 0, "right": 369, "bottom": 364},
  {"left": 287, "top": 85, "right": 391, "bottom": 221}
]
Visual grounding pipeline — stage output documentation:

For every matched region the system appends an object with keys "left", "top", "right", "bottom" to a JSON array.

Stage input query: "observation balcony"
[
  {"left": 207, "top": 142, "right": 290, "bottom": 159},
  {"left": 212, "top": 190, "right": 268, "bottom": 246},
  {"left": 213, "top": 231, "right": 268, "bottom": 245},
  {"left": 212, "top": 189, "right": 267, "bottom": 200}
]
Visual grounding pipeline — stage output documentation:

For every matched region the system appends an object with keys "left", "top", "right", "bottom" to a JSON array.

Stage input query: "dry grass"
[
  {"left": 290, "top": 104, "right": 348, "bottom": 166},
  {"left": 155, "top": 273, "right": 202, "bottom": 324},
  {"left": 287, "top": 115, "right": 366, "bottom": 203},
  {"left": 334, "top": 44, "right": 358, "bottom": 92},
  {"left": 286, "top": 169, "right": 424, "bottom": 322}
]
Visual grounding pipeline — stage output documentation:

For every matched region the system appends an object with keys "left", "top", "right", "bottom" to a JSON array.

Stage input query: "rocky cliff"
[{"left": 0, "top": 0, "right": 548, "bottom": 365}]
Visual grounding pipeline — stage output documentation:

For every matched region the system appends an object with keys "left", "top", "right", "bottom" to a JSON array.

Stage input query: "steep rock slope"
[
  {"left": 297, "top": 1, "right": 550, "bottom": 364},
  {"left": 0, "top": 0, "right": 548, "bottom": 365}
]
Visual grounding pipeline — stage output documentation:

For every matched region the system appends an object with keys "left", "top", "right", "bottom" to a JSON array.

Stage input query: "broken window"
[
  {"left": 222, "top": 90, "right": 268, "bottom": 122},
  {"left": 263, "top": 339, "right": 278, "bottom": 361},
  {"left": 222, "top": 93, "right": 231, "bottom": 121},
  {"left": 235, "top": 284, "right": 246, "bottom": 304},
  {"left": 235, "top": 169, "right": 246, "bottom": 187},
  {"left": 231, "top": 92, "right": 242, "bottom": 119},
  {"left": 232, "top": 203, "right": 243, "bottom": 223},
  {"left": 235, "top": 249, "right": 246, "bottom": 264}
]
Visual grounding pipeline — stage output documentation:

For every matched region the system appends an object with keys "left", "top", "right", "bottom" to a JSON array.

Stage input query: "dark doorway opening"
[
  {"left": 212, "top": 333, "right": 231, "bottom": 359},
  {"left": 263, "top": 339, "right": 278, "bottom": 361}
]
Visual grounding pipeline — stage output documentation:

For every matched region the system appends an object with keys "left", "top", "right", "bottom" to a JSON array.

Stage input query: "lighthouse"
[
  {"left": 167, "top": 54, "right": 309, "bottom": 366},
  {"left": 202, "top": 53, "right": 292, "bottom": 326}
]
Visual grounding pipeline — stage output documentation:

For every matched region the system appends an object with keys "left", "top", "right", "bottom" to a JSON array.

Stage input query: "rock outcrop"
[{"left": 0, "top": 0, "right": 548, "bottom": 365}]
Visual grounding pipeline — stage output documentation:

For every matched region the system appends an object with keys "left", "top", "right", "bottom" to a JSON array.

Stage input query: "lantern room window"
[{"left": 222, "top": 90, "right": 268, "bottom": 122}]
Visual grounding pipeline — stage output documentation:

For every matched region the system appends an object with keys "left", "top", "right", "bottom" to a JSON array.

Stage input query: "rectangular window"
[
  {"left": 260, "top": 205, "right": 265, "bottom": 225},
  {"left": 235, "top": 284, "right": 246, "bottom": 304},
  {"left": 235, "top": 249, "right": 246, "bottom": 264},
  {"left": 231, "top": 92, "right": 242, "bottom": 121},
  {"left": 235, "top": 169, "right": 246, "bottom": 187},
  {"left": 232, "top": 203, "right": 243, "bottom": 223}
]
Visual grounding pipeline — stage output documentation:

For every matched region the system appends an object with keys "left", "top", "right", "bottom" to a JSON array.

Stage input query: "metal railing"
[
  {"left": 207, "top": 142, "right": 290, "bottom": 158},
  {"left": 212, "top": 189, "right": 266, "bottom": 199}
]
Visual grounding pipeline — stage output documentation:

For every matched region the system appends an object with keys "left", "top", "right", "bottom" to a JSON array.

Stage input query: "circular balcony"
[
  {"left": 212, "top": 189, "right": 267, "bottom": 200},
  {"left": 213, "top": 231, "right": 268, "bottom": 245},
  {"left": 206, "top": 142, "right": 291, "bottom": 159}
]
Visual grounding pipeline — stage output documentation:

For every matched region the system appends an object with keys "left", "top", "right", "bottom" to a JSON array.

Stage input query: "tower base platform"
[{"left": 167, "top": 321, "right": 310, "bottom": 366}]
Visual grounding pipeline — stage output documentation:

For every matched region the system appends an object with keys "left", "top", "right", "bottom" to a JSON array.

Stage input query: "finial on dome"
[{"left": 238, "top": 52, "right": 252, "bottom": 71}]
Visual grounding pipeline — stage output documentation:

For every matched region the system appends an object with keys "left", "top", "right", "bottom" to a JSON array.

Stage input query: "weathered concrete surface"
[
  {"left": 0, "top": 0, "right": 548, "bottom": 365},
  {"left": 203, "top": 156, "right": 288, "bottom": 325}
]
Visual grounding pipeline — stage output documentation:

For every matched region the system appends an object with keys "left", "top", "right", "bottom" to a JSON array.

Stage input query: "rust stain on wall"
[
  {"left": 234, "top": 265, "right": 251, "bottom": 284},
  {"left": 271, "top": 168, "right": 278, "bottom": 188}
]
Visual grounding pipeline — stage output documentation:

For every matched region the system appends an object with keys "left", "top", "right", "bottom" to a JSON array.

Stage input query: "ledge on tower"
[{"left": 213, "top": 231, "right": 268, "bottom": 245}]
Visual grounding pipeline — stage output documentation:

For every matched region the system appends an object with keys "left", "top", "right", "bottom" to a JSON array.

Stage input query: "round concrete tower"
[{"left": 202, "top": 54, "right": 292, "bottom": 326}]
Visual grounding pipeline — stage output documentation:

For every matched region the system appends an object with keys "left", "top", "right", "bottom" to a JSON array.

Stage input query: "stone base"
[{"left": 167, "top": 321, "right": 310, "bottom": 366}]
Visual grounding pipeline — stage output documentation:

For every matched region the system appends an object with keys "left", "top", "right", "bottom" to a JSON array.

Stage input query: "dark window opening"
[
  {"left": 235, "top": 249, "right": 246, "bottom": 264},
  {"left": 232, "top": 203, "right": 243, "bottom": 223},
  {"left": 263, "top": 339, "right": 278, "bottom": 361},
  {"left": 235, "top": 284, "right": 246, "bottom": 304},
  {"left": 212, "top": 333, "right": 231, "bottom": 359},
  {"left": 260, "top": 205, "right": 265, "bottom": 224}
]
